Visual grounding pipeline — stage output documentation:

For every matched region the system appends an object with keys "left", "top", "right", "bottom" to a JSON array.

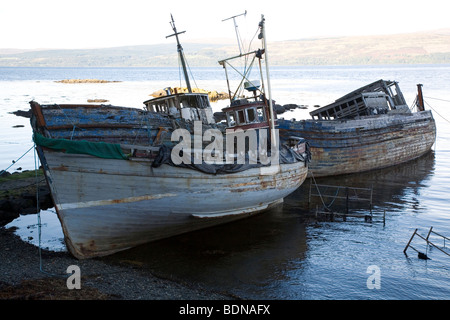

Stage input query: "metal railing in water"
[
  {"left": 404, "top": 227, "right": 450, "bottom": 259},
  {"left": 308, "top": 176, "right": 375, "bottom": 222}
]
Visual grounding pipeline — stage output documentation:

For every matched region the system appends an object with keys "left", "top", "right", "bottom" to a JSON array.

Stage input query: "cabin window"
[
  {"left": 180, "top": 95, "right": 210, "bottom": 109},
  {"left": 197, "top": 95, "right": 210, "bottom": 109},
  {"left": 155, "top": 104, "right": 167, "bottom": 113},
  {"left": 190, "top": 96, "right": 198, "bottom": 108},
  {"left": 247, "top": 108, "right": 256, "bottom": 122},
  {"left": 181, "top": 100, "right": 190, "bottom": 109},
  {"left": 237, "top": 110, "right": 246, "bottom": 124}
]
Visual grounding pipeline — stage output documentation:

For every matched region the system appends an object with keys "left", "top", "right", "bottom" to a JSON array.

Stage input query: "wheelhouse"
[
  {"left": 143, "top": 91, "right": 215, "bottom": 124},
  {"left": 222, "top": 99, "right": 273, "bottom": 130}
]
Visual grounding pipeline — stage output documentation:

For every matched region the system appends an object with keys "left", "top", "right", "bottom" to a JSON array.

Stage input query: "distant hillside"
[
  {"left": 269, "top": 29, "right": 450, "bottom": 65},
  {"left": 1, "top": 29, "right": 450, "bottom": 67},
  {"left": 0, "top": 43, "right": 227, "bottom": 67}
]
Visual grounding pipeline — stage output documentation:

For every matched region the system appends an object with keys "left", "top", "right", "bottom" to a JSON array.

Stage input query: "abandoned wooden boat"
[
  {"left": 30, "top": 101, "right": 309, "bottom": 259},
  {"left": 29, "top": 15, "right": 309, "bottom": 259},
  {"left": 277, "top": 79, "right": 436, "bottom": 177}
]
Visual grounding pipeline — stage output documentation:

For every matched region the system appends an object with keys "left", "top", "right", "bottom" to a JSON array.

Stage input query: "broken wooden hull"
[
  {"left": 37, "top": 148, "right": 307, "bottom": 259},
  {"left": 278, "top": 110, "right": 436, "bottom": 177}
]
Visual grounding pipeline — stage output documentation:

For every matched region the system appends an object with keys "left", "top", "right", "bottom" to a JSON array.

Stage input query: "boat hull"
[
  {"left": 39, "top": 148, "right": 307, "bottom": 259},
  {"left": 278, "top": 111, "right": 436, "bottom": 177}
]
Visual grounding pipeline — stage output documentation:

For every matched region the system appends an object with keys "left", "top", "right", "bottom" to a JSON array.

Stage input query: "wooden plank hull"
[
  {"left": 39, "top": 148, "right": 308, "bottom": 259},
  {"left": 278, "top": 111, "right": 436, "bottom": 177}
]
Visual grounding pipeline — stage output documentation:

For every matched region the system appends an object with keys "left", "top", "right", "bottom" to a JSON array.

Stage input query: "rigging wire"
[
  {"left": 225, "top": 22, "right": 265, "bottom": 100},
  {"left": 409, "top": 94, "right": 450, "bottom": 123},
  {"left": 424, "top": 100, "right": 450, "bottom": 124},
  {"left": 246, "top": 24, "right": 261, "bottom": 59},
  {"left": 184, "top": 51, "right": 199, "bottom": 90},
  {"left": 242, "top": 23, "right": 262, "bottom": 83},
  {"left": 425, "top": 96, "right": 450, "bottom": 103},
  {"left": 177, "top": 50, "right": 199, "bottom": 91},
  {"left": 178, "top": 54, "right": 182, "bottom": 88},
  {"left": 409, "top": 96, "right": 418, "bottom": 111}
]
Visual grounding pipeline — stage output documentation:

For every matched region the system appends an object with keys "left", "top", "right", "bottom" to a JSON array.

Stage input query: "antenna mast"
[
  {"left": 222, "top": 10, "right": 247, "bottom": 55},
  {"left": 167, "top": 14, "right": 192, "bottom": 93}
]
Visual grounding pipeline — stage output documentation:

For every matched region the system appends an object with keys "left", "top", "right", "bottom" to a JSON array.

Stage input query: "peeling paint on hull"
[
  {"left": 40, "top": 149, "right": 307, "bottom": 259},
  {"left": 278, "top": 111, "right": 436, "bottom": 177},
  {"left": 30, "top": 102, "right": 309, "bottom": 259}
]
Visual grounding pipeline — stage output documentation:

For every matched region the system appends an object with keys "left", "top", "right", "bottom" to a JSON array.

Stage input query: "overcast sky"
[{"left": 1, "top": 0, "right": 449, "bottom": 49}]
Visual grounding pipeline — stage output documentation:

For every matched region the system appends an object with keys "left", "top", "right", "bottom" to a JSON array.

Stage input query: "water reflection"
[
  {"left": 102, "top": 204, "right": 308, "bottom": 298},
  {"left": 102, "top": 151, "right": 437, "bottom": 299},
  {"left": 289, "top": 151, "right": 436, "bottom": 216}
]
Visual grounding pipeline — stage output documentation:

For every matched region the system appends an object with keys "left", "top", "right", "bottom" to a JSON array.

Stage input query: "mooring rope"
[
  {"left": 325, "top": 186, "right": 341, "bottom": 208},
  {"left": 425, "top": 96, "right": 450, "bottom": 103},
  {"left": 33, "top": 144, "right": 68, "bottom": 278},
  {"left": 0, "top": 145, "right": 34, "bottom": 176},
  {"left": 424, "top": 100, "right": 450, "bottom": 124},
  {"left": 310, "top": 171, "right": 337, "bottom": 211}
]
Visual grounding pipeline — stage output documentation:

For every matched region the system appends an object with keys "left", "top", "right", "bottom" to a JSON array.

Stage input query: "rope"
[
  {"left": 1, "top": 145, "right": 65, "bottom": 276},
  {"left": 56, "top": 104, "right": 83, "bottom": 140},
  {"left": 425, "top": 96, "right": 450, "bottom": 103},
  {"left": 34, "top": 145, "right": 68, "bottom": 278},
  {"left": 0, "top": 145, "right": 34, "bottom": 176},
  {"left": 310, "top": 171, "right": 337, "bottom": 211},
  {"left": 325, "top": 186, "right": 340, "bottom": 208},
  {"left": 409, "top": 97, "right": 418, "bottom": 112},
  {"left": 424, "top": 100, "right": 450, "bottom": 124}
]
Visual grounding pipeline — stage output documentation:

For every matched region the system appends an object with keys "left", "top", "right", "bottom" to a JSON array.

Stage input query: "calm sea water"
[{"left": 2, "top": 65, "right": 450, "bottom": 300}]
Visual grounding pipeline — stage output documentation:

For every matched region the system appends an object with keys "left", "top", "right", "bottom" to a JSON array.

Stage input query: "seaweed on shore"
[{"left": 0, "top": 278, "right": 115, "bottom": 300}]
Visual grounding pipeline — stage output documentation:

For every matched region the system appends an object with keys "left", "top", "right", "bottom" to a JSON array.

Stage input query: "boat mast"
[
  {"left": 259, "top": 15, "right": 277, "bottom": 144},
  {"left": 167, "top": 14, "right": 192, "bottom": 93}
]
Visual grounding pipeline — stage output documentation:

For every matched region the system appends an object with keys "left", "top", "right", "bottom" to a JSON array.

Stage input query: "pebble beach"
[{"left": 0, "top": 226, "right": 236, "bottom": 300}]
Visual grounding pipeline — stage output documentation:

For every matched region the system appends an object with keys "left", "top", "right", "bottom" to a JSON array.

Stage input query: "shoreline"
[
  {"left": 0, "top": 170, "right": 52, "bottom": 226},
  {"left": 0, "top": 169, "right": 237, "bottom": 300},
  {"left": 0, "top": 227, "right": 237, "bottom": 300}
]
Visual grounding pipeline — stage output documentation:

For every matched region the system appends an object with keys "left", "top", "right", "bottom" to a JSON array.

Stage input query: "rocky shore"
[
  {"left": 0, "top": 171, "right": 236, "bottom": 300},
  {"left": 0, "top": 170, "right": 52, "bottom": 226},
  {"left": 0, "top": 227, "right": 236, "bottom": 300}
]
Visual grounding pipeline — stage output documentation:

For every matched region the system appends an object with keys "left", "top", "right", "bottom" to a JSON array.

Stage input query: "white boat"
[{"left": 30, "top": 15, "right": 309, "bottom": 259}]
